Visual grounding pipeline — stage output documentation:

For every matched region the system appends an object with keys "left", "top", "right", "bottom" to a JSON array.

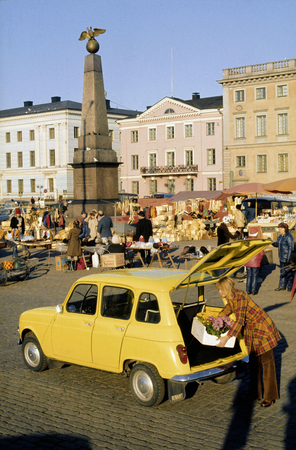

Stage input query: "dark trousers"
[
  {"left": 246, "top": 267, "right": 260, "bottom": 293},
  {"left": 279, "top": 260, "right": 293, "bottom": 289},
  {"left": 249, "top": 347, "right": 279, "bottom": 401}
]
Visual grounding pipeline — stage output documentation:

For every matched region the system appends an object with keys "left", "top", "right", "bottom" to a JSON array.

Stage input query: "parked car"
[
  {"left": 0, "top": 208, "right": 12, "bottom": 224},
  {"left": 18, "top": 239, "right": 271, "bottom": 406},
  {"left": 4, "top": 200, "right": 30, "bottom": 208}
]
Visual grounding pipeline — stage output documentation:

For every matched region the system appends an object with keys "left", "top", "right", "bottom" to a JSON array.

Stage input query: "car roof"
[{"left": 76, "top": 268, "right": 187, "bottom": 292}]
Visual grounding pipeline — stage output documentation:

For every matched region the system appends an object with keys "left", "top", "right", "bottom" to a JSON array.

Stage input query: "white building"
[{"left": 0, "top": 97, "right": 139, "bottom": 201}]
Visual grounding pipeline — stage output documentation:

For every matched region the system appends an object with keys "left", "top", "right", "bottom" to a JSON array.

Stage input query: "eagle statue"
[{"left": 79, "top": 27, "right": 106, "bottom": 41}]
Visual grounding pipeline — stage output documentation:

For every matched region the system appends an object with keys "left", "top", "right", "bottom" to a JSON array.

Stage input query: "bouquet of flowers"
[{"left": 197, "top": 313, "right": 234, "bottom": 338}]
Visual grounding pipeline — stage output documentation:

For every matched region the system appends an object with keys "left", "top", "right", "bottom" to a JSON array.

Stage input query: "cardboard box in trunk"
[
  {"left": 191, "top": 317, "right": 236, "bottom": 348},
  {"left": 101, "top": 253, "right": 125, "bottom": 268}
]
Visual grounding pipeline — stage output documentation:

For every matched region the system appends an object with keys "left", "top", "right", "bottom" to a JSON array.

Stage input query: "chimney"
[
  {"left": 192, "top": 92, "right": 200, "bottom": 100},
  {"left": 51, "top": 96, "right": 61, "bottom": 103},
  {"left": 105, "top": 99, "right": 110, "bottom": 109},
  {"left": 24, "top": 101, "right": 33, "bottom": 107}
]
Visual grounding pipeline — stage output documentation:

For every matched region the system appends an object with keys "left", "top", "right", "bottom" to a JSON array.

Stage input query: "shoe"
[
  {"left": 260, "top": 400, "right": 275, "bottom": 407},
  {"left": 275, "top": 288, "right": 285, "bottom": 291},
  {"left": 246, "top": 291, "right": 251, "bottom": 295},
  {"left": 287, "top": 288, "right": 292, "bottom": 292},
  {"left": 252, "top": 292, "right": 257, "bottom": 295}
]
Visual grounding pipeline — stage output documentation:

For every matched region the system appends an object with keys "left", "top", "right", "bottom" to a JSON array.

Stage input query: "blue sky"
[{"left": 0, "top": 0, "right": 295, "bottom": 112}]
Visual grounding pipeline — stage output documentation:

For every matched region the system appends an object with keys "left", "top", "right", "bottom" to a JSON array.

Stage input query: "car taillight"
[{"left": 176, "top": 345, "right": 188, "bottom": 364}]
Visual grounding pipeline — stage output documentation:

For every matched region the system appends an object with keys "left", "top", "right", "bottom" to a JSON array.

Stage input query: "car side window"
[
  {"left": 101, "top": 286, "right": 134, "bottom": 320},
  {"left": 66, "top": 284, "right": 98, "bottom": 315},
  {"left": 136, "top": 293, "right": 160, "bottom": 323}
]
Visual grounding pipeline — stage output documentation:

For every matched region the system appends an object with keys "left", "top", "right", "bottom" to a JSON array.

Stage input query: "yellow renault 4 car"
[{"left": 18, "top": 239, "right": 271, "bottom": 407}]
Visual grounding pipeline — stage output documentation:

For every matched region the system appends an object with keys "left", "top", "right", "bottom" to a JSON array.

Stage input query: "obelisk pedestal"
[{"left": 69, "top": 51, "right": 119, "bottom": 217}]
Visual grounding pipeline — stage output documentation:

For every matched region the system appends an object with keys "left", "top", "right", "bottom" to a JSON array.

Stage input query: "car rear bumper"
[{"left": 170, "top": 356, "right": 249, "bottom": 383}]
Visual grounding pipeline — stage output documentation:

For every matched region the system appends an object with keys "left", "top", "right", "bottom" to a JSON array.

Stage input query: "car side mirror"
[{"left": 56, "top": 304, "right": 63, "bottom": 313}]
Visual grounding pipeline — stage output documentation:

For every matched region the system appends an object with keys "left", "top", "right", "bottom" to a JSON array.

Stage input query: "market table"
[
  {"left": 149, "top": 246, "right": 177, "bottom": 269},
  {"left": 183, "top": 254, "right": 203, "bottom": 270}
]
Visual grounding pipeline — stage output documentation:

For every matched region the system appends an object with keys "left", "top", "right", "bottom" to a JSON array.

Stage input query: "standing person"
[
  {"left": 217, "top": 216, "right": 240, "bottom": 246},
  {"left": 10, "top": 209, "right": 25, "bottom": 257},
  {"left": 66, "top": 220, "right": 82, "bottom": 270},
  {"left": 216, "top": 277, "right": 281, "bottom": 407},
  {"left": 272, "top": 223, "right": 294, "bottom": 292},
  {"left": 234, "top": 204, "right": 246, "bottom": 239},
  {"left": 134, "top": 210, "right": 153, "bottom": 265},
  {"left": 85, "top": 212, "right": 98, "bottom": 241},
  {"left": 79, "top": 212, "right": 89, "bottom": 241},
  {"left": 245, "top": 228, "right": 264, "bottom": 295},
  {"left": 97, "top": 210, "right": 113, "bottom": 240},
  {"left": 30, "top": 196, "right": 35, "bottom": 206}
]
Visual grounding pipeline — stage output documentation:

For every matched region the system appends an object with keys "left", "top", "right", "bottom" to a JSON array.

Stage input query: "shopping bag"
[
  {"left": 77, "top": 257, "right": 86, "bottom": 270},
  {"left": 92, "top": 252, "right": 99, "bottom": 268}
]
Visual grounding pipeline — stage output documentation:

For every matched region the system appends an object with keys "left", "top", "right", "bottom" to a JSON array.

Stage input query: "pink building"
[{"left": 119, "top": 94, "right": 223, "bottom": 197}]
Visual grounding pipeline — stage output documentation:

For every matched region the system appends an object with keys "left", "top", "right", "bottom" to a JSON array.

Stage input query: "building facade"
[
  {"left": 119, "top": 94, "right": 223, "bottom": 197},
  {"left": 0, "top": 97, "right": 139, "bottom": 201},
  {"left": 218, "top": 58, "right": 296, "bottom": 188}
]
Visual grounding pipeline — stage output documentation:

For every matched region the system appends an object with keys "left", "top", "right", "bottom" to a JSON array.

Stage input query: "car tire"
[
  {"left": 129, "top": 363, "right": 165, "bottom": 407},
  {"left": 22, "top": 336, "right": 48, "bottom": 372},
  {"left": 213, "top": 371, "right": 236, "bottom": 384}
]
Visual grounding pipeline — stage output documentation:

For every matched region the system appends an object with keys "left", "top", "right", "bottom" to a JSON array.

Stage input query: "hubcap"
[
  {"left": 24, "top": 342, "right": 40, "bottom": 367},
  {"left": 133, "top": 370, "right": 154, "bottom": 402}
]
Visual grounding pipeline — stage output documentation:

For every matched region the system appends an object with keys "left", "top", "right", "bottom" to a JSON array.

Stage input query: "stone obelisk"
[{"left": 69, "top": 27, "right": 119, "bottom": 217}]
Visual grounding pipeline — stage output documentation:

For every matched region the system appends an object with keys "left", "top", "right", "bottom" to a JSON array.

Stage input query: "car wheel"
[
  {"left": 129, "top": 363, "right": 165, "bottom": 407},
  {"left": 213, "top": 371, "right": 236, "bottom": 384},
  {"left": 22, "top": 337, "right": 48, "bottom": 372},
  {"left": 0, "top": 264, "right": 7, "bottom": 286}
]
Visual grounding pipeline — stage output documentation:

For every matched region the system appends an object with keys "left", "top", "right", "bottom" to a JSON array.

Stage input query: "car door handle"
[
  {"left": 116, "top": 327, "right": 124, "bottom": 331},
  {"left": 84, "top": 322, "right": 93, "bottom": 326}
]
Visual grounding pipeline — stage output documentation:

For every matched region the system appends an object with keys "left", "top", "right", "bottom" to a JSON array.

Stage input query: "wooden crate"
[{"left": 101, "top": 253, "right": 125, "bottom": 268}]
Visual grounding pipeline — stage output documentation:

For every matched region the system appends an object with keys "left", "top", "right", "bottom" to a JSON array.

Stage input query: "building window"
[
  {"left": 236, "top": 117, "right": 245, "bottom": 138},
  {"left": 49, "top": 149, "right": 55, "bottom": 166},
  {"left": 17, "top": 152, "right": 23, "bottom": 168},
  {"left": 7, "top": 180, "right": 12, "bottom": 194},
  {"left": 17, "top": 131, "right": 22, "bottom": 142},
  {"left": 167, "top": 126, "right": 175, "bottom": 140},
  {"left": 278, "top": 153, "right": 288, "bottom": 172},
  {"left": 74, "top": 148, "right": 78, "bottom": 152},
  {"left": 256, "top": 115, "right": 267, "bottom": 136},
  {"left": 132, "top": 181, "right": 139, "bottom": 195},
  {"left": 6, "top": 153, "right": 11, "bottom": 168},
  {"left": 257, "top": 155, "right": 267, "bottom": 173},
  {"left": 18, "top": 179, "right": 23, "bottom": 194},
  {"left": 206, "top": 123, "right": 215, "bottom": 135},
  {"left": 167, "top": 179, "right": 175, "bottom": 194},
  {"left": 150, "top": 179, "right": 157, "bottom": 194},
  {"left": 278, "top": 113, "right": 288, "bottom": 135},
  {"left": 132, "top": 155, "right": 139, "bottom": 170},
  {"left": 30, "top": 130, "right": 35, "bottom": 141},
  {"left": 166, "top": 151, "right": 175, "bottom": 167},
  {"left": 277, "top": 85, "right": 287, "bottom": 97},
  {"left": 235, "top": 90, "right": 245, "bottom": 102},
  {"left": 149, "top": 153, "right": 157, "bottom": 168},
  {"left": 165, "top": 108, "right": 175, "bottom": 114},
  {"left": 186, "top": 178, "right": 194, "bottom": 191},
  {"left": 30, "top": 179, "right": 36, "bottom": 193},
  {"left": 236, "top": 156, "right": 246, "bottom": 167},
  {"left": 74, "top": 127, "right": 79, "bottom": 138},
  {"left": 49, "top": 128, "right": 55, "bottom": 139},
  {"left": 48, "top": 178, "right": 54, "bottom": 192},
  {"left": 149, "top": 128, "right": 156, "bottom": 141},
  {"left": 109, "top": 130, "right": 114, "bottom": 140},
  {"left": 131, "top": 130, "right": 138, "bottom": 143},
  {"left": 184, "top": 124, "right": 193, "bottom": 138},
  {"left": 207, "top": 148, "right": 216, "bottom": 165},
  {"left": 256, "top": 87, "right": 266, "bottom": 100},
  {"left": 208, "top": 178, "right": 216, "bottom": 191},
  {"left": 30, "top": 151, "right": 35, "bottom": 167},
  {"left": 6, "top": 132, "right": 11, "bottom": 143},
  {"left": 185, "top": 149, "right": 193, "bottom": 166}
]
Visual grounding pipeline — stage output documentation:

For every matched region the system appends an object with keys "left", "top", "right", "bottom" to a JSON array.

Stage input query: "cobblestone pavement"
[{"left": 0, "top": 239, "right": 296, "bottom": 450}]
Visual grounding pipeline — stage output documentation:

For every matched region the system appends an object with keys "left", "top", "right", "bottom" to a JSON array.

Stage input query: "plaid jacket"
[{"left": 221, "top": 289, "right": 281, "bottom": 355}]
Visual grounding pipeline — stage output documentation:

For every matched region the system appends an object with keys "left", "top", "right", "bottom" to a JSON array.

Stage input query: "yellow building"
[{"left": 218, "top": 59, "right": 296, "bottom": 188}]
